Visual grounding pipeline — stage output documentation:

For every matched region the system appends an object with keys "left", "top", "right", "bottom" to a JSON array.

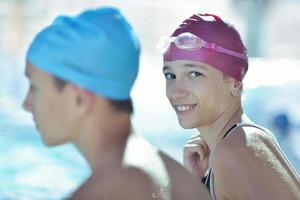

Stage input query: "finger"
[
  {"left": 187, "top": 136, "right": 203, "bottom": 143},
  {"left": 189, "top": 132, "right": 201, "bottom": 140},
  {"left": 186, "top": 138, "right": 210, "bottom": 154},
  {"left": 184, "top": 143, "right": 208, "bottom": 160},
  {"left": 186, "top": 138, "right": 206, "bottom": 147}
]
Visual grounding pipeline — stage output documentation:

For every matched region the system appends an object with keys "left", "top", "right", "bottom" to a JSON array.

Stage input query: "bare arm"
[{"left": 212, "top": 127, "right": 300, "bottom": 200}]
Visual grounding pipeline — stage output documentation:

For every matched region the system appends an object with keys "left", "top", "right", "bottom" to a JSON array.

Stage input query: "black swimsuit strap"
[{"left": 222, "top": 124, "right": 238, "bottom": 139}]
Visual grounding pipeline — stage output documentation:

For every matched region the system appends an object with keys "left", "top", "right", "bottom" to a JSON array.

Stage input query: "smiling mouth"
[{"left": 174, "top": 104, "right": 197, "bottom": 114}]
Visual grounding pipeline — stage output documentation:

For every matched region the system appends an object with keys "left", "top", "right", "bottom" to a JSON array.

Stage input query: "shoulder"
[
  {"left": 212, "top": 124, "right": 275, "bottom": 166},
  {"left": 70, "top": 167, "right": 154, "bottom": 200},
  {"left": 210, "top": 125, "right": 300, "bottom": 199},
  {"left": 126, "top": 133, "right": 210, "bottom": 199},
  {"left": 159, "top": 151, "right": 211, "bottom": 200},
  {"left": 211, "top": 125, "right": 270, "bottom": 187},
  {"left": 212, "top": 126, "right": 276, "bottom": 162}
]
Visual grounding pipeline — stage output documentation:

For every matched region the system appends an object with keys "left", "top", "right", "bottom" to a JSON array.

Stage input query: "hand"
[{"left": 183, "top": 134, "right": 210, "bottom": 179}]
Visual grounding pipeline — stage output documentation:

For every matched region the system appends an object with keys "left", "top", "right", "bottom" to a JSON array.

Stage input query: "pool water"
[{"left": 0, "top": 120, "right": 90, "bottom": 199}]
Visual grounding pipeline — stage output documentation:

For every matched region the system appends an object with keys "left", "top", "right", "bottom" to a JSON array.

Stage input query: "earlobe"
[{"left": 231, "top": 89, "right": 242, "bottom": 96}]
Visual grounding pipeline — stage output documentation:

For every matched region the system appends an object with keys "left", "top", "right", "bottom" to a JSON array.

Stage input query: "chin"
[
  {"left": 42, "top": 139, "right": 59, "bottom": 147},
  {"left": 42, "top": 135, "right": 66, "bottom": 147},
  {"left": 178, "top": 119, "right": 197, "bottom": 129}
]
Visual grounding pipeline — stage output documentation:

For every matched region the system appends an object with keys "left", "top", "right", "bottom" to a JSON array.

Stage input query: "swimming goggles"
[{"left": 157, "top": 32, "right": 247, "bottom": 60}]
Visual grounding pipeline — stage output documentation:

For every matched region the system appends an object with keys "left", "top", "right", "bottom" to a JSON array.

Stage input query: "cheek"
[
  {"left": 30, "top": 95, "right": 39, "bottom": 113},
  {"left": 193, "top": 84, "right": 220, "bottom": 111},
  {"left": 33, "top": 95, "right": 55, "bottom": 118},
  {"left": 165, "top": 83, "right": 172, "bottom": 101},
  {"left": 191, "top": 84, "right": 206, "bottom": 100},
  {"left": 205, "top": 86, "right": 231, "bottom": 113},
  {"left": 215, "top": 84, "right": 232, "bottom": 102}
]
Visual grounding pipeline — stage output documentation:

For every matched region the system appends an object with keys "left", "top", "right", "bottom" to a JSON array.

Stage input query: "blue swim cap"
[{"left": 27, "top": 7, "right": 140, "bottom": 100}]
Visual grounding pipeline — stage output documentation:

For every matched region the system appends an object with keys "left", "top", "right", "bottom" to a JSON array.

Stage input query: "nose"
[
  {"left": 171, "top": 88, "right": 189, "bottom": 100},
  {"left": 167, "top": 81, "right": 189, "bottom": 100},
  {"left": 22, "top": 93, "right": 32, "bottom": 112}
]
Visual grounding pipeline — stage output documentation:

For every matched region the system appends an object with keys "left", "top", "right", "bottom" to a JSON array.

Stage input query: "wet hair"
[
  {"left": 108, "top": 98, "right": 133, "bottom": 114},
  {"left": 52, "top": 76, "right": 133, "bottom": 114}
]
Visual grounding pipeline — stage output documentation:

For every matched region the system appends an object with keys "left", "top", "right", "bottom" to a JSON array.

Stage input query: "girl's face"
[{"left": 163, "top": 60, "right": 233, "bottom": 129}]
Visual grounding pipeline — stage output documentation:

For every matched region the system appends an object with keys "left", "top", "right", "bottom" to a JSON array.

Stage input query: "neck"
[
  {"left": 73, "top": 112, "right": 131, "bottom": 172},
  {"left": 198, "top": 102, "right": 243, "bottom": 153}
]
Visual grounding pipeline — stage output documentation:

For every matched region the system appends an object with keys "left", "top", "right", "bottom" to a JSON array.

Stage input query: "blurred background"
[{"left": 0, "top": 0, "right": 299, "bottom": 199}]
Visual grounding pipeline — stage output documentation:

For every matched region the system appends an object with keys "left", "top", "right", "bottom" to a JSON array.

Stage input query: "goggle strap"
[
  {"left": 214, "top": 45, "right": 247, "bottom": 59},
  {"left": 202, "top": 40, "right": 246, "bottom": 59}
]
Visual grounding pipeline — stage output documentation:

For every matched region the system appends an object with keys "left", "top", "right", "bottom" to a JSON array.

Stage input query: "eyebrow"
[
  {"left": 162, "top": 63, "right": 208, "bottom": 71},
  {"left": 183, "top": 63, "right": 208, "bottom": 70},
  {"left": 162, "top": 66, "right": 170, "bottom": 72}
]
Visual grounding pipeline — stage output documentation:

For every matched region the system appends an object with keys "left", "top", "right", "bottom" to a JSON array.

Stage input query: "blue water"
[{"left": 0, "top": 120, "right": 90, "bottom": 199}]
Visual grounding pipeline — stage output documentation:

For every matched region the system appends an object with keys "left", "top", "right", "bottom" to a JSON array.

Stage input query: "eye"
[
  {"left": 189, "top": 71, "right": 203, "bottom": 78},
  {"left": 164, "top": 72, "right": 176, "bottom": 80},
  {"left": 29, "top": 84, "right": 37, "bottom": 92}
]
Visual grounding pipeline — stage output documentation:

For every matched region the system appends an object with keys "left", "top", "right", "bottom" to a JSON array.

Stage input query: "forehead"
[
  {"left": 25, "top": 61, "right": 51, "bottom": 80},
  {"left": 163, "top": 60, "right": 211, "bottom": 71},
  {"left": 25, "top": 61, "right": 34, "bottom": 76},
  {"left": 163, "top": 60, "right": 225, "bottom": 80}
]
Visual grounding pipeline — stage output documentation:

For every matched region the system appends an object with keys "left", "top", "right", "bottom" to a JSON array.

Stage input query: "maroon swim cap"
[{"left": 163, "top": 13, "right": 248, "bottom": 81}]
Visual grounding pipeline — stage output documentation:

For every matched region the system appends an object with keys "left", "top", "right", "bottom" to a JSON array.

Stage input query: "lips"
[{"left": 174, "top": 104, "right": 196, "bottom": 114}]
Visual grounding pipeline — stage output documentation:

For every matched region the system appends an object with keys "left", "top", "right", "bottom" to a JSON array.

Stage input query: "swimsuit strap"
[{"left": 221, "top": 124, "right": 237, "bottom": 139}]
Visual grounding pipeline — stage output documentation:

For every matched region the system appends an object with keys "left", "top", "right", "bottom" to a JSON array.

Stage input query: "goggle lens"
[{"left": 157, "top": 32, "right": 247, "bottom": 60}]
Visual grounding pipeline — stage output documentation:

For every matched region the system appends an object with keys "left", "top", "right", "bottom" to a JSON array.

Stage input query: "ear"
[
  {"left": 223, "top": 75, "right": 243, "bottom": 96},
  {"left": 230, "top": 79, "right": 243, "bottom": 96},
  {"left": 71, "top": 85, "right": 96, "bottom": 114}
]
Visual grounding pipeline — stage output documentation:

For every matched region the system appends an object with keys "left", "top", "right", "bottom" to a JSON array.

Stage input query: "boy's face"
[{"left": 23, "top": 62, "right": 76, "bottom": 146}]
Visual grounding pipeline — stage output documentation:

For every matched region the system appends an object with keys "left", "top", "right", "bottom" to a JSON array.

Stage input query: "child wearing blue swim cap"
[{"left": 23, "top": 7, "right": 210, "bottom": 199}]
